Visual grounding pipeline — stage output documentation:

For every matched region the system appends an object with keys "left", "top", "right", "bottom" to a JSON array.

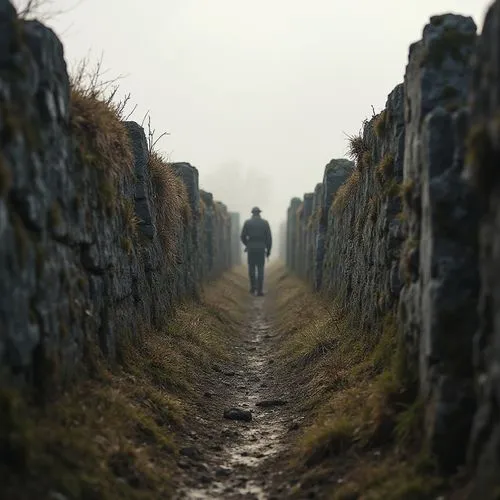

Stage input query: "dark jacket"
[{"left": 240, "top": 215, "right": 272, "bottom": 253}]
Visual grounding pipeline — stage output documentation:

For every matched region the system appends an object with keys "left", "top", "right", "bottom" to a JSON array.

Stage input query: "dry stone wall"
[
  {"left": 466, "top": 2, "right": 500, "bottom": 494},
  {"left": 285, "top": 4, "right": 500, "bottom": 492},
  {"left": 0, "top": 0, "right": 235, "bottom": 395}
]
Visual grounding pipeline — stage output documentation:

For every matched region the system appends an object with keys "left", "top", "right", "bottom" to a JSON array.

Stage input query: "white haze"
[{"left": 16, "top": 0, "right": 491, "bottom": 251}]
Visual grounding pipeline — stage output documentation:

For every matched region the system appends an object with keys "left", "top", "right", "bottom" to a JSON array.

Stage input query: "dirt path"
[{"left": 175, "top": 295, "right": 296, "bottom": 499}]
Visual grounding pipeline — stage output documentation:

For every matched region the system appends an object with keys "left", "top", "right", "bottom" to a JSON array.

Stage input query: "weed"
[
  {"left": 375, "top": 154, "right": 394, "bottom": 185},
  {"left": 347, "top": 134, "right": 369, "bottom": 165}
]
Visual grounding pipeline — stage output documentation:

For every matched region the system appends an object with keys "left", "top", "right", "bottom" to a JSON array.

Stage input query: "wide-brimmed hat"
[{"left": 251, "top": 206, "right": 262, "bottom": 214}]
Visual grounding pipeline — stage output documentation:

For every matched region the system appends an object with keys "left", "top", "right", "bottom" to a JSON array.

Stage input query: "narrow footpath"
[{"left": 175, "top": 295, "right": 298, "bottom": 499}]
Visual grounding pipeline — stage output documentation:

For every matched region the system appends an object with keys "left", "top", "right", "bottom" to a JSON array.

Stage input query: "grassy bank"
[
  {"left": 267, "top": 266, "right": 465, "bottom": 500},
  {"left": 0, "top": 269, "right": 249, "bottom": 500}
]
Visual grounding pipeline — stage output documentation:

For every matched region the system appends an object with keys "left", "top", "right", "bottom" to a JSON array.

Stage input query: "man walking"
[{"left": 240, "top": 207, "right": 272, "bottom": 296}]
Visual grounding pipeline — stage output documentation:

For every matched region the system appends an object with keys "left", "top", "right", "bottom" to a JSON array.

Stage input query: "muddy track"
[{"left": 175, "top": 296, "right": 297, "bottom": 499}]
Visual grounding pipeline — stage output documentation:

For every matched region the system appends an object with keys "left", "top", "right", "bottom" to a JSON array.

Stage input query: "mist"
[{"left": 17, "top": 0, "right": 492, "bottom": 252}]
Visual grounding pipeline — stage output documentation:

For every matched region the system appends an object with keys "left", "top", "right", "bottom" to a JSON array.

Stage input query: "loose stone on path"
[{"left": 223, "top": 407, "right": 253, "bottom": 422}]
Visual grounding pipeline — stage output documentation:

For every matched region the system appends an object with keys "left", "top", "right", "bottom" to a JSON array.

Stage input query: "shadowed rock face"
[
  {"left": 0, "top": 1, "right": 234, "bottom": 393},
  {"left": 309, "top": 159, "right": 354, "bottom": 291},
  {"left": 400, "top": 13, "right": 479, "bottom": 472},
  {"left": 466, "top": 1, "right": 500, "bottom": 495}
]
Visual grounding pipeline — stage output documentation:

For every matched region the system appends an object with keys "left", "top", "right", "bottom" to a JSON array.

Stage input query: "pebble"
[{"left": 223, "top": 408, "right": 252, "bottom": 422}]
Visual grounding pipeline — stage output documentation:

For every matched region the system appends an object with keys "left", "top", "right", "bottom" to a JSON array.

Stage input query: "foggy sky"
[{"left": 17, "top": 0, "right": 491, "bottom": 248}]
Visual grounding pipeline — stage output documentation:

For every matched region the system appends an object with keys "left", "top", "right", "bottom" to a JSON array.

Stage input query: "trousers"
[{"left": 247, "top": 249, "right": 265, "bottom": 293}]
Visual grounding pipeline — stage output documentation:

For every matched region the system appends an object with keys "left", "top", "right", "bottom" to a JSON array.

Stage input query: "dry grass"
[
  {"left": 347, "top": 133, "right": 369, "bottom": 165},
  {"left": 375, "top": 154, "right": 394, "bottom": 185},
  {"left": 268, "top": 268, "right": 446, "bottom": 499},
  {"left": 0, "top": 270, "right": 248, "bottom": 500},
  {"left": 332, "top": 169, "right": 361, "bottom": 213},
  {"left": 148, "top": 151, "right": 191, "bottom": 266},
  {"left": 69, "top": 58, "right": 136, "bottom": 220},
  {"left": 70, "top": 71, "right": 133, "bottom": 179}
]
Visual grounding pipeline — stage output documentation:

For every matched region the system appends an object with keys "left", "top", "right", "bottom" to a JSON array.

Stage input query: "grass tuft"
[
  {"left": 70, "top": 80, "right": 133, "bottom": 179},
  {"left": 148, "top": 151, "right": 191, "bottom": 267},
  {"left": 375, "top": 154, "right": 394, "bottom": 185},
  {"left": 347, "top": 133, "right": 369, "bottom": 166},
  {"left": 332, "top": 169, "right": 361, "bottom": 213}
]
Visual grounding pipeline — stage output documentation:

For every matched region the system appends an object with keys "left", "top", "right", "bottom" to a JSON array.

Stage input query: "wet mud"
[{"left": 176, "top": 297, "right": 295, "bottom": 499}]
